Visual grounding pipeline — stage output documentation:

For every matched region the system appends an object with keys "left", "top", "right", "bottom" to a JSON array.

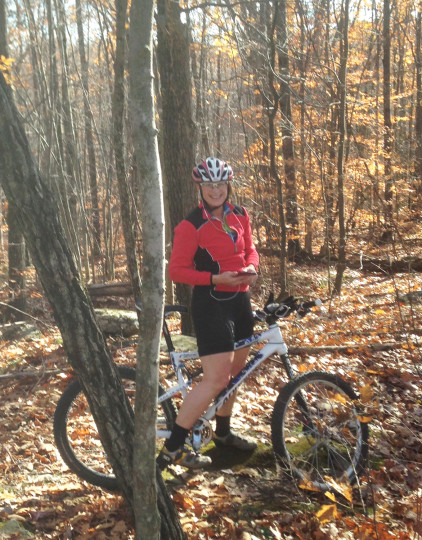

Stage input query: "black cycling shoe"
[
  {"left": 157, "top": 446, "right": 212, "bottom": 470},
  {"left": 213, "top": 431, "right": 257, "bottom": 451}
]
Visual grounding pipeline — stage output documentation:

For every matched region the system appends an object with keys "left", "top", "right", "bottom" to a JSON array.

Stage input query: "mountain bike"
[{"left": 53, "top": 295, "right": 369, "bottom": 491}]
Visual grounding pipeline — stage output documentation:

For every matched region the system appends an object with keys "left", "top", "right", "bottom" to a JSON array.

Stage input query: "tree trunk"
[
  {"left": 0, "top": 0, "right": 6, "bottom": 55},
  {"left": 75, "top": 0, "right": 101, "bottom": 260},
  {"left": 0, "top": 70, "right": 135, "bottom": 507},
  {"left": 189, "top": 11, "right": 210, "bottom": 157},
  {"left": 267, "top": 2, "right": 287, "bottom": 291},
  {"left": 156, "top": 0, "right": 197, "bottom": 335},
  {"left": 383, "top": 0, "right": 393, "bottom": 226},
  {"left": 415, "top": 8, "right": 422, "bottom": 205},
  {"left": 55, "top": 0, "right": 83, "bottom": 271},
  {"left": 0, "top": 0, "right": 27, "bottom": 321},
  {"left": 112, "top": 0, "right": 142, "bottom": 304},
  {"left": 7, "top": 205, "right": 27, "bottom": 320},
  {"left": 333, "top": 0, "right": 349, "bottom": 295},
  {"left": 128, "top": 1, "right": 186, "bottom": 538},
  {"left": 278, "top": 0, "right": 300, "bottom": 258}
]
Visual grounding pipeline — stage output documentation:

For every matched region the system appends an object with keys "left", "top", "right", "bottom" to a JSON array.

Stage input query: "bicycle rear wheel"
[
  {"left": 271, "top": 370, "right": 369, "bottom": 492},
  {"left": 53, "top": 366, "right": 176, "bottom": 490}
]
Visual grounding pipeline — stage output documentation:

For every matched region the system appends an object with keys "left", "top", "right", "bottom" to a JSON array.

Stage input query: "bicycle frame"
[{"left": 157, "top": 324, "right": 289, "bottom": 442}]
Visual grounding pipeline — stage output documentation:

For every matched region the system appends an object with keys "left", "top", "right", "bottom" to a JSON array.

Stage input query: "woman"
[{"left": 158, "top": 157, "right": 259, "bottom": 469}]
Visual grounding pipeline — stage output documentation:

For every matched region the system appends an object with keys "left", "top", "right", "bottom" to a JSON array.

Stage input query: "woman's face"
[{"left": 200, "top": 181, "right": 229, "bottom": 209}]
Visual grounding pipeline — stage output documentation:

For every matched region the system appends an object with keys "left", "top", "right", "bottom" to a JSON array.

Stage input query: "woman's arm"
[
  {"left": 168, "top": 220, "right": 213, "bottom": 286},
  {"left": 242, "top": 209, "right": 259, "bottom": 270}
]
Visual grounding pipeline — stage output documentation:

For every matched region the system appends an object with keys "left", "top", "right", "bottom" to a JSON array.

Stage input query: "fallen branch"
[
  {"left": 0, "top": 369, "right": 63, "bottom": 382},
  {"left": 87, "top": 282, "right": 133, "bottom": 297},
  {"left": 288, "top": 341, "right": 409, "bottom": 355},
  {"left": 324, "top": 329, "right": 422, "bottom": 337}
]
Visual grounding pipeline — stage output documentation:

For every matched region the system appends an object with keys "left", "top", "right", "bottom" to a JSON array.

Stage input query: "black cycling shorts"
[{"left": 192, "top": 287, "right": 254, "bottom": 357}]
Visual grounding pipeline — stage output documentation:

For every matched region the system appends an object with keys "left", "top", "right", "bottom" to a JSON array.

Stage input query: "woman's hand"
[
  {"left": 212, "top": 267, "right": 258, "bottom": 287},
  {"left": 236, "top": 266, "right": 258, "bottom": 286}
]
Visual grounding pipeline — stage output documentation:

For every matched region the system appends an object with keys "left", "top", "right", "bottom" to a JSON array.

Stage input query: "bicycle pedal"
[{"left": 156, "top": 451, "right": 172, "bottom": 471}]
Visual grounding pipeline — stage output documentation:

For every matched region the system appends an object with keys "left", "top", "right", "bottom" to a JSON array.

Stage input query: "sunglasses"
[{"left": 200, "top": 181, "right": 229, "bottom": 190}]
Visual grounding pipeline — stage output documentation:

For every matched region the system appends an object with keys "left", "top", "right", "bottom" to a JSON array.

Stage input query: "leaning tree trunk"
[{"left": 0, "top": 71, "right": 136, "bottom": 505}]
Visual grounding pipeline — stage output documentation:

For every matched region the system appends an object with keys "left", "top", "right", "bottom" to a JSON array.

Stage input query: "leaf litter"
[{"left": 0, "top": 266, "right": 421, "bottom": 538}]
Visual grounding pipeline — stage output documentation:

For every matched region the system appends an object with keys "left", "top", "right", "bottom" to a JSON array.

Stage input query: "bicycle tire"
[
  {"left": 271, "top": 370, "right": 369, "bottom": 492},
  {"left": 53, "top": 365, "right": 176, "bottom": 490}
]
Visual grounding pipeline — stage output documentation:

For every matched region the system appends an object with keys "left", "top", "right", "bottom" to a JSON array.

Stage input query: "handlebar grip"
[
  {"left": 297, "top": 298, "right": 322, "bottom": 317},
  {"left": 301, "top": 299, "right": 322, "bottom": 310}
]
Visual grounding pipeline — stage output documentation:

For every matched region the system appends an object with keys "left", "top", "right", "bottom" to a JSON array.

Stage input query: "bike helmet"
[{"left": 192, "top": 157, "right": 234, "bottom": 183}]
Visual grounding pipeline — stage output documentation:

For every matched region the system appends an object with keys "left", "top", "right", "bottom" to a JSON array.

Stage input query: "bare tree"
[
  {"left": 156, "top": 0, "right": 197, "bottom": 334},
  {"left": 0, "top": 67, "right": 135, "bottom": 509},
  {"left": 383, "top": 0, "right": 393, "bottom": 230},
  {"left": 415, "top": 7, "right": 422, "bottom": 203},
  {"left": 278, "top": 0, "right": 300, "bottom": 259},
  {"left": 333, "top": 0, "right": 350, "bottom": 294},
  {"left": 128, "top": 0, "right": 186, "bottom": 537},
  {"left": 1, "top": 0, "right": 26, "bottom": 320},
  {"left": 75, "top": 0, "right": 101, "bottom": 260},
  {"left": 112, "top": 0, "right": 142, "bottom": 303}
]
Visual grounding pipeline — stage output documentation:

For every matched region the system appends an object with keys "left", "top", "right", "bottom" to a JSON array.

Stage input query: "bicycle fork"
[{"left": 280, "top": 353, "right": 315, "bottom": 433}]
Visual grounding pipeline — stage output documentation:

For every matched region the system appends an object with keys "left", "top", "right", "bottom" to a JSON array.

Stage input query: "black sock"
[
  {"left": 215, "top": 414, "right": 231, "bottom": 437},
  {"left": 165, "top": 423, "right": 190, "bottom": 452}
]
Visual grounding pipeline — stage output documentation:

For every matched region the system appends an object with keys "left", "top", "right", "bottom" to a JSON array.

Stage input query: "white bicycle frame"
[{"left": 157, "top": 324, "right": 289, "bottom": 441}]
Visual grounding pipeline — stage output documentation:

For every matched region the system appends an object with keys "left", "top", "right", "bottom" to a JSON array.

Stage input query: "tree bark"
[
  {"left": 128, "top": 0, "right": 186, "bottom": 538},
  {"left": 333, "top": 0, "right": 349, "bottom": 295},
  {"left": 415, "top": 8, "right": 422, "bottom": 204},
  {"left": 267, "top": 2, "right": 288, "bottom": 292},
  {"left": 383, "top": 0, "right": 393, "bottom": 225},
  {"left": 156, "top": 0, "right": 197, "bottom": 336},
  {"left": 75, "top": 0, "right": 101, "bottom": 260},
  {"left": 0, "top": 2, "right": 27, "bottom": 321},
  {"left": 7, "top": 205, "right": 27, "bottom": 320},
  {"left": 55, "top": 0, "right": 83, "bottom": 270},
  {"left": 0, "top": 0, "right": 6, "bottom": 55},
  {"left": 278, "top": 0, "right": 300, "bottom": 258},
  {"left": 0, "top": 70, "right": 135, "bottom": 507},
  {"left": 112, "top": 0, "right": 142, "bottom": 305}
]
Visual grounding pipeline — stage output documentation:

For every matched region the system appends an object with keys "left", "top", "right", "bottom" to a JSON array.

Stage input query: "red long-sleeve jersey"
[{"left": 169, "top": 202, "right": 259, "bottom": 292}]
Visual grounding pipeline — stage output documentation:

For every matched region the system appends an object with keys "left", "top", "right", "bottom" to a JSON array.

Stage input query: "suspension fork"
[
  {"left": 280, "top": 353, "right": 314, "bottom": 431},
  {"left": 280, "top": 353, "right": 295, "bottom": 381}
]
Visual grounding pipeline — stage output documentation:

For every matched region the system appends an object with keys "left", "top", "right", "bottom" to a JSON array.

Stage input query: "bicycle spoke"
[{"left": 272, "top": 371, "right": 368, "bottom": 491}]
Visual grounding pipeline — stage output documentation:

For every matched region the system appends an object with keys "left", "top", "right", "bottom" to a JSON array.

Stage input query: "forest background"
[{"left": 0, "top": 0, "right": 421, "bottom": 538}]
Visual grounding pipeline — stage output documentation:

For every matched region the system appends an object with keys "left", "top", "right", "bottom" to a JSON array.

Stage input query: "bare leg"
[
  {"left": 175, "top": 351, "right": 235, "bottom": 429},
  {"left": 216, "top": 346, "right": 250, "bottom": 417}
]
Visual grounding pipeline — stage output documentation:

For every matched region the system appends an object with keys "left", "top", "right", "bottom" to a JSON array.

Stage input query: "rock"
[
  {"left": 397, "top": 291, "right": 422, "bottom": 304},
  {"left": 94, "top": 308, "right": 139, "bottom": 337},
  {"left": 0, "top": 321, "right": 43, "bottom": 341}
]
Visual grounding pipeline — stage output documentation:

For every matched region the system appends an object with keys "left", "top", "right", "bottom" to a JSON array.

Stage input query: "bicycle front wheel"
[
  {"left": 53, "top": 366, "right": 176, "bottom": 490},
  {"left": 271, "top": 371, "right": 369, "bottom": 492}
]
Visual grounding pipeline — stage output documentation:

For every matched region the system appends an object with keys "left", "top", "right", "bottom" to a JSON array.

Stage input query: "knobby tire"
[
  {"left": 53, "top": 365, "right": 176, "bottom": 490},
  {"left": 271, "top": 370, "right": 369, "bottom": 492}
]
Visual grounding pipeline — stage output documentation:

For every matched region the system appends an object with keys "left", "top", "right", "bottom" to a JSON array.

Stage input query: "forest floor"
[{"left": 0, "top": 250, "right": 421, "bottom": 539}]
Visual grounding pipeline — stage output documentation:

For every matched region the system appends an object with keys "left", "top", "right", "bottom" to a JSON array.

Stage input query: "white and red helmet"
[{"left": 192, "top": 157, "right": 234, "bottom": 183}]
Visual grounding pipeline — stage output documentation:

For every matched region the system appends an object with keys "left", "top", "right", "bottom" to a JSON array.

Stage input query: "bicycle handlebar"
[{"left": 253, "top": 295, "right": 322, "bottom": 324}]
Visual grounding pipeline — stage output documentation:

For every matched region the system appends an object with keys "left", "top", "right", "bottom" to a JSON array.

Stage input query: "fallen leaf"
[{"left": 316, "top": 504, "right": 339, "bottom": 523}]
